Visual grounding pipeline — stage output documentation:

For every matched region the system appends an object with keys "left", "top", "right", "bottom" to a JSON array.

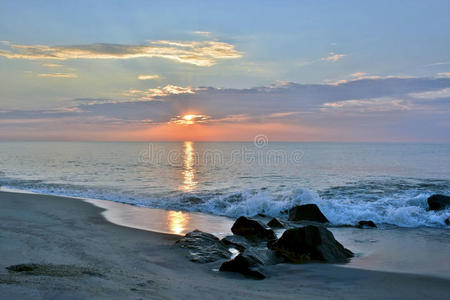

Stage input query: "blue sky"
[{"left": 0, "top": 0, "right": 449, "bottom": 141}]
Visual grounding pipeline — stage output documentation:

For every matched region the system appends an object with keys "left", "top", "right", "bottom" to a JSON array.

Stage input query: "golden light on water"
[
  {"left": 181, "top": 141, "right": 197, "bottom": 191},
  {"left": 167, "top": 211, "right": 188, "bottom": 235}
]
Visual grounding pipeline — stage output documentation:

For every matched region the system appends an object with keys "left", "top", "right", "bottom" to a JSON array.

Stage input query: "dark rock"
[
  {"left": 445, "top": 218, "right": 450, "bottom": 226},
  {"left": 288, "top": 204, "right": 329, "bottom": 223},
  {"left": 231, "top": 216, "right": 277, "bottom": 241},
  {"left": 219, "top": 250, "right": 266, "bottom": 279},
  {"left": 176, "top": 230, "right": 231, "bottom": 263},
  {"left": 257, "top": 213, "right": 267, "bottom": 218},
  {"left": 268, "top": 225, "right": 353, "bottom": 263},
  {"left": 221, "top": 235, "right": 252, "bottom": 251},
  {"left": 427, "top": 194, "right": 450, "bottom": 211},
  {"left": 267, "top": 217, "right": 284, "bottom": 229},
  {"left": 357, "top": 220, "right": 377, "bottom": 228}
]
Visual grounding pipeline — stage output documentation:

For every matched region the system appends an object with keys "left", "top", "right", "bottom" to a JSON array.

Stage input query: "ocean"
[{"left": 1, "top": 141, "right": 449, "bottom": 228}]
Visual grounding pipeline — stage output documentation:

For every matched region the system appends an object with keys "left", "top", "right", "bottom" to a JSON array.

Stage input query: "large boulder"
[
  {"left": 357, "top": 220, "right": 377, "bottom": 228},
  {"left": 268, "top": 225, "right": 353, "bottom": 263},
  {"left": 219, "top": 250, "right": 266, "bottom": 279},
  {"left": 176, "top": 230, "right": 231, "bottom": 263},
  {"left": 427, "top": 194, "right": 450, "bottom": 211},
  {"left": 288, "top": 204, "right": 329, "bottom": 223},
  {"left": 231, "top": 216, "right": 277, "bottom": 241}
]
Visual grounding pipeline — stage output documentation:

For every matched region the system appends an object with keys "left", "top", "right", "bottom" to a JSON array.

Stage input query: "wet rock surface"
[
  {"left": 268, "top": 225, "right": 353, "bottom": 263},
  {"left": 288, "top": 204, "right": 329, "bottom": 223},
  {"left": 176, "top": 230, "right": 231, "bottom": 263},
  {"left": 231, "top": 216, "right": 277, "bottom": 241},
  {"left": 427, "top": 194, "right": 450, "bottom": 211},
  {"left": 221, "top": 235, "right": 252, "bottom": 251},
  {"left": 219, "top": 250, "right": 266, "bottom": 279}
]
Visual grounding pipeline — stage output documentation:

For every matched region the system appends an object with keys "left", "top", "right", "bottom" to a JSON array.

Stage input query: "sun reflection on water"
[
  {"left": 181, "top": 141, "right": 197, "bottom": 191},
  {"left": 167, "top": 210, "right": 188, "bottom": 235}
]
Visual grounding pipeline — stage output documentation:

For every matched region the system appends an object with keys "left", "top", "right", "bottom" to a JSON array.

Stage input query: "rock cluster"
[{"left": 176, "top": 204, "right": 358, "bottom": 279}]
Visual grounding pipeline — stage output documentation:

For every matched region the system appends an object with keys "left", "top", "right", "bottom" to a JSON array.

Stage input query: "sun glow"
[{"left": 170, "top": 114, "right": 210, "bottom": 125}]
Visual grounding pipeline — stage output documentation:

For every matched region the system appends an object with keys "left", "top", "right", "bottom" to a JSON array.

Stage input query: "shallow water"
[
  {"left": 0, "top": 141, "right": 449, "bottom": 227},
  {"left": 85, "top": 197, "right": 450, "bottom": 279}
]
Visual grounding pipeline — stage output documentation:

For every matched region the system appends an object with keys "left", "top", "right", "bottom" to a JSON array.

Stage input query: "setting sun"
[{"left": 170, "top": 114, "right": 210, "bottom": 125}]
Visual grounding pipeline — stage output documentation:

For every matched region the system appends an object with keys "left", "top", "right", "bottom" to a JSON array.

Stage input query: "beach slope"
[{"left": 0, "top": 191, "right": 449, "bottom": 299}]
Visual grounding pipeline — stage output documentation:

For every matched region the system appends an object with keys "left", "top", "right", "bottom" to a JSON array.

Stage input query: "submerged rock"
[
  {"left": 445, "top": 218, "right": 450, "bottom": 226},
  {"left": 357, "top": 220, "right": 377, "bottom": 228},
  {"left": 219, "top": 250, "right": 266, "bottom": 279},
  {"left": 268, "top": 225, "right": 353, "bottom": 263},
  {"left": 267, "top": 217, "right": 284, "bottom": 229},
  {"left": 427, "top": 194, "right": 450, "bottom": 211},
  {"left": 288, "top": 204, "right": 329, "bottom": 223},
  {"left": 176, "top": 230, "right": 231, "bottom": 263},
  {"left": 231, "top": 216, "right": 277, "bottom": 241},
  {"left": 221, "top": 235, "right": 252, "bottom": 251}
]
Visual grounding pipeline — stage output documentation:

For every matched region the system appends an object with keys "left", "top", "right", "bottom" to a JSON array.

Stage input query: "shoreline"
[{"left": 1, "top": 190, "right": 449, "bottom": 299}]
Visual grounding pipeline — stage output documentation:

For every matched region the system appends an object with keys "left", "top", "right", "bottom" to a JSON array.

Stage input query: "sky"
[{"left": 0, "top": 0, "right": 449, "bottom": 142}]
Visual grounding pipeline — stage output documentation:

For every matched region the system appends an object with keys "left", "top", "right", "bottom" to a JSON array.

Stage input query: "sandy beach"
[{"left": 0, "top": 191, "right": 449, "bottom": 299}]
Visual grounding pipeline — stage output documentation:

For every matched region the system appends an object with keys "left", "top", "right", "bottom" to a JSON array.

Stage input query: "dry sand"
[{"left": 0, "top": 191, "right": 449, "bottom": 299}]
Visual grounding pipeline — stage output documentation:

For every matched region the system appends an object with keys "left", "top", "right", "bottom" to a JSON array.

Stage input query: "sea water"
[{"left": 0, "top": 141, "right": 449, "bottom": 228}]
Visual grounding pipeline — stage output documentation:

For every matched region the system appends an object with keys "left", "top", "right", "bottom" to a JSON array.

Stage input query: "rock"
[
  {"left": 231, "top": 216, "right": 277, "bottom": 241},
  {"left": 427, "top": 194, "right": 450, "bottom": 211},
  {"left": 357, "top": 220, "right": 377, "bottom": 228},
  {"left": 268, "top": 225, "right": 353, "bottom": 263},
  {"left": 288, "top": 204, "right": 329, "bottom": 223},
  {"left": 219, "top": 250, "right": 266, "bottom": 279},
  {"left": 445, "top": 218, "right": 450, "bottom": 226},
  {"left": 221, "top": 235, "right": 252, "bottom": 251},
  {"left": 267, "top": 217, "right": 284, "bottom": 229},
  {"left": 176, "top": 230, "right": 231, "bottom": 263}
]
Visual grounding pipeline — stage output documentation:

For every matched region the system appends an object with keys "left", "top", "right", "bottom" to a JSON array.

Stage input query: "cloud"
[
  {"left": 437, "top": 72, "right": 450, "bottom": 78},
  {"left": 409, "top": 88, "right": 450, "bottom": 99},
  {"left": 42, "top": 63, "right": 64, "bottom": 68},
  {"left": 350, "top": 72, "right": 368, "bottom": 78},
  {"left": 321, "top": 97, "right": 414, "bottom": 113},
  {"left": 0, "top": 40, "right": 242, "bottom": 67},
  {"left": 1, "top": 77, "right": 450, "bottom": 141},
  {"left": 37, "top": 73, "right": 78, "bottom": 78},
  {"left": 321, "top": 53, "right": 346, "bottom": 62},
  {"left": 124, "top": 85, "right": 198, "bottom": 100},
  {"left": 425, "top": 61, "right": 450, "bottom": 67},
  {"left": 137, "top": 74, "right": 160, "bottom": 80},
  {"left": 190, "top": 31, "right": 212, "bottom": 37}
]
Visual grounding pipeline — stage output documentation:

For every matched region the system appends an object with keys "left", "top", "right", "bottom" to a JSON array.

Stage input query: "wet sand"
[{"left": 0, "top": 191, "right": 449, "bottom": 299}]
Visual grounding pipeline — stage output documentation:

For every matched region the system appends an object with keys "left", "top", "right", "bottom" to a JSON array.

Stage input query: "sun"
[{"left": 170, "top": 114, "right": 210, "bottom": 125}]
